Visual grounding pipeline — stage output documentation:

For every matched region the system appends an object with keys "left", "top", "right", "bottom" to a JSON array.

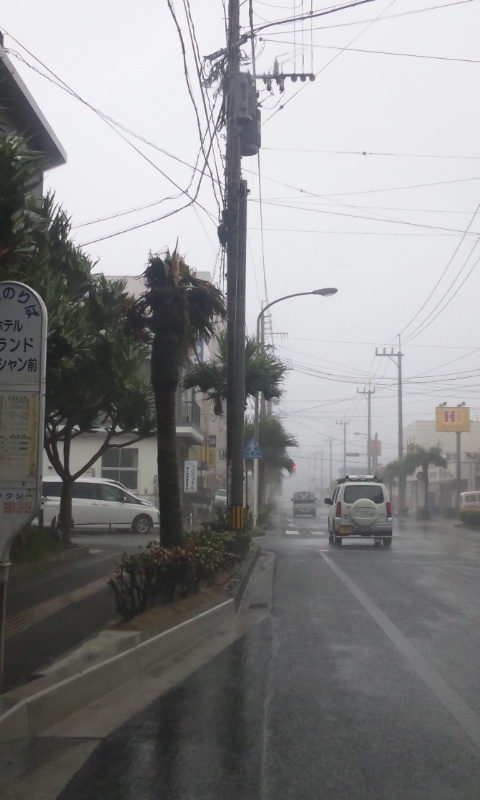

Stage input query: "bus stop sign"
[{"left": 0, "top": 282, "right": 47, "bottom": 563}]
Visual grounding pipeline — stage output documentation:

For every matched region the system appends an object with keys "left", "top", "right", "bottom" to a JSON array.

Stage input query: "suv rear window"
[
  {"left": 344, "top": 485, "right": 385, "bottom": 504},
  {"left": 293, "top": 492, "right": 315, "bottom": 501}
]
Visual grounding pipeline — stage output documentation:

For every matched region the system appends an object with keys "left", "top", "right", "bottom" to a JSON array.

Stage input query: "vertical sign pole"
[
  {"left": 0, "top": 562, "right": 10, "bottom": 692},
  {"left": 0, "top": 282, "right": 47, "bottom": 695}
]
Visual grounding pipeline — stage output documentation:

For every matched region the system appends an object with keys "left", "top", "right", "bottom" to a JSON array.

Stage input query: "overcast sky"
[{"left": 2, "top": 0, "right": 480, "bottom": 483}]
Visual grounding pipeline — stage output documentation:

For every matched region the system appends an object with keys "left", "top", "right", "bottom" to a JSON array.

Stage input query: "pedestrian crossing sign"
[{"left": 244, "top": 438, "right": 262, "bottom": 459}]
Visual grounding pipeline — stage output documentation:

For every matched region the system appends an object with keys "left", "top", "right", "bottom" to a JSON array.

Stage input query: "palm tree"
[
  {"left": 405, "top": 445, "right": 447, "bottom": 517},
  {"left": 182, "top": 330, "right": 287, "bottom": 415},
  {"left": 244, "top": 414, "right": 297, "bottom": 507},
  {"left": 130, "top": 249, "right": 226, "bottom": 547}
]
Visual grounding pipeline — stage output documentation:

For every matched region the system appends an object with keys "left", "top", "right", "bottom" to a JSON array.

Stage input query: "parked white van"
[
  {"left": 38, "top": 476, "right": 160, "bottom": 534},
  {"left": 459, "top": 491, "right": 480, "bottom": 514}
]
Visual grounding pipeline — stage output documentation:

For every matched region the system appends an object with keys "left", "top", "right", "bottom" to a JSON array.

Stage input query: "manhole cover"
[{"left": 249, "top": 602, "right": 268, "bottom": 609}]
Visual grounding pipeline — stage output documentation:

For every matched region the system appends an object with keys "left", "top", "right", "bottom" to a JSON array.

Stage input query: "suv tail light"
[
  {"left": 335, "top": 501, "right": 342, "bottom": 518},
  {"left": 386, "top": 501, "right": 392, "bottom": 518}
]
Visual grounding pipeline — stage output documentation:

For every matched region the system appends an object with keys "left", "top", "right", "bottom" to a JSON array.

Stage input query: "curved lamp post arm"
[
  {"left": 255, "top": 289, "right": 337, "bottom": 341},
  {"left": 252, "top": 287, "right": 337, "bottom": 526}
]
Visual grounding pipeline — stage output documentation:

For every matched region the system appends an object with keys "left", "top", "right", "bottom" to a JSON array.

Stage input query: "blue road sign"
[{"left": 244, "top": 438, "right": 262, "bottom": 459}]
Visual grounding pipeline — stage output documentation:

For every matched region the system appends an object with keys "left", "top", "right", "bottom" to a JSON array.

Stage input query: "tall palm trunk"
[{"left": 151, "top": 331, "right": 184, "bottom": 546}]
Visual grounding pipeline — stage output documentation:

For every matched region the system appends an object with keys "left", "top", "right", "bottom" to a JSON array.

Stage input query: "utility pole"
[
  {"left": 456, "top": 402, "right": 466, "bottom": 507},
  {"left": 357, "top": 384, "right": 375, "bottom": 472},
  {"left": 375, "top": 339, "right": 403, "bottom": 458},
  {"left": 336, "top": 420, "right": 349, "bottom": 476},
  {"left": 372, "top": 433, "right": 380, "bottom": 473},
  {"left": 225, "top": 0, "right": 245, "bottom": 530},
  {"left": 376, "top": 338, "right": 404, "bottom": 510},
  {"left": 325, "top": 437, "right": 333, "bottom": 486}
]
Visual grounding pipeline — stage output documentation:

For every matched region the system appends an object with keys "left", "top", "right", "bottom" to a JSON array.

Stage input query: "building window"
[{"left": 102, "top": 448, "right": 138, "bottom": 491}]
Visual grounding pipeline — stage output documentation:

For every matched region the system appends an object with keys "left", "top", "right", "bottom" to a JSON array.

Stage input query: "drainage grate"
[{"left": 249, "top": 602, "right": 268, "bottom": 609}]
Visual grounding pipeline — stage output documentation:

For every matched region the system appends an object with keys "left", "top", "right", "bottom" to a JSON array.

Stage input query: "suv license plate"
[{"left": 339, "top": 524, "right": 354, "bottom": 534}]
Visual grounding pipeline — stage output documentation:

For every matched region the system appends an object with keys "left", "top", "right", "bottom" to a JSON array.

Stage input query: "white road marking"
[{"left": 321, "top": 552, "right": 480, "bottom": 751}]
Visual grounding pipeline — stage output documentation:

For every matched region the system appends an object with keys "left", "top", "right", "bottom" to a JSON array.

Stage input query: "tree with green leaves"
[
  {"left": 244, "top": 414, "right": 297, "bottom": 507},
  {"left": 182, "top": 330, "right": 287, "bottom": 416},
  {"left": 405, "top": 445, "right": 447, "bottom": 517},
  {"left": 44, "top": 275, "right": 156, "bottom": 535},
  {"left": 0, "top": 134, "right": 156, "bottom": 538},
  {"left": 129, "top": 250, "right": 226, "bottom": 547}
]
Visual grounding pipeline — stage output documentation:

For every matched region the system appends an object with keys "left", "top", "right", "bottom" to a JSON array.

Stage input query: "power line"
[
  {"left": 400, "top": 202, "right": 480, "bottom": 342},
  {"left": 4, "top": 35, "right": 222, "bottom": 229},
  {"left": 263, "top": 147, "right": 480, "bottom": 161},
  {"left": 260, "top": 40, "right": 480, "bottom": 66}
]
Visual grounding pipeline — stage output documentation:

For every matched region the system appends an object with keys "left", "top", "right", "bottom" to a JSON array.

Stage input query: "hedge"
[{"left": 109, "top": 526, "right": 252, "bottom": 622}]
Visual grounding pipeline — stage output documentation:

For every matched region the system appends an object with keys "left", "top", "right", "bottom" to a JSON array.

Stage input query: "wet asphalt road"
[{"left": 57, "top": 514, "right": 480, "bottom": 799}]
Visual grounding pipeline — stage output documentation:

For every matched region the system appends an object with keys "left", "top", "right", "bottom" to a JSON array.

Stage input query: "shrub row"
[{"left": 109, "top": 526, "right": 252, "bottom": 622}]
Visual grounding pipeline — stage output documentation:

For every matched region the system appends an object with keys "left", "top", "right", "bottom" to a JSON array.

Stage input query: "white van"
[
  {"left": 38, "top": 476, "right": 160, "bottom": 534},
  {"left": 459, "top": 491, "right": 480, "bottom": 514}
]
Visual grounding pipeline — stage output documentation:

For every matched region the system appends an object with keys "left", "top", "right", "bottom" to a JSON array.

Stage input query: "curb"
[{"left": 0, "top": 544, "right": 261, "bottom": 743}]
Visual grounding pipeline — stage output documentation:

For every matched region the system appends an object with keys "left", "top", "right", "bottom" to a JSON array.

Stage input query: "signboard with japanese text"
[
  {"left": 207, "top": 446, "right": 216, "bottom": 469},
  {"left": 184, "top": 460, "right": 198, "bottom": 493},
  {"left": 0, "top": 282, "right": 47, "bottom": 562},
  {"left": 0, "top": 392, "right": 40, "bottom": 480},
  {"left": 435, "top": 406, "right": 470, "bottom": 433}
]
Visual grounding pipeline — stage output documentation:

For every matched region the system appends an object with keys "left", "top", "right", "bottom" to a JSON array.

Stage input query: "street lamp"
[{"left": 252, "top": 288, "right": 338, "bottom": 526}]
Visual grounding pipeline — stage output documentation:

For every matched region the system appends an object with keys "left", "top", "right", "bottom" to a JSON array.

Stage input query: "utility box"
[
  {"left": 232, "top": 73, "right": 256, "bottom": 124},
  {"left": 240, "top": 108, "right": 261, "bottom": 157}
]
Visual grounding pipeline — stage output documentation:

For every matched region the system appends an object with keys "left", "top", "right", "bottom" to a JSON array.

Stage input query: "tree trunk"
[
  {"left": 58, "top": 478, "right": 74, "bottom": 544},
  {"left": 151, "top": 332, "right": 184, "bottom": 547}
]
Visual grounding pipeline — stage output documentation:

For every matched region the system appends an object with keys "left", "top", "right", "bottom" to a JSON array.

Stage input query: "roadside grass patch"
[{"left": 10, "top": 526, "right": 64, "bottom": 566}]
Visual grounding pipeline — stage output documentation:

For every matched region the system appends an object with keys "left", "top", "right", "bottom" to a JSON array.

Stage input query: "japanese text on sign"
[
  {"left": 0, "top": 284, "right": 42, "bottom": 384},
  {"left": 184, "top": 461, "right": 198, "bottom": 493},
  {"left": 0, "top": 393, "right": 39, "bottom": 480},
  {"left": 0, "top": 490, "right": 35, "bottom": 516}
]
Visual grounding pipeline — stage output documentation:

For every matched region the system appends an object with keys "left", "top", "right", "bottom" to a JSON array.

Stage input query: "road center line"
[{"left": 321, "top": 552, "right": 480, "bottom": 750}]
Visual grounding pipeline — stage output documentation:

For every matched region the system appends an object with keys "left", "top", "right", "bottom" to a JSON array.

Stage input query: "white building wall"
[
  {"left": 402, "top": 420, "right": 480, "bottom": 510},
  {"left": 42, "top": 434, "right": 158, "bottom": 503}
]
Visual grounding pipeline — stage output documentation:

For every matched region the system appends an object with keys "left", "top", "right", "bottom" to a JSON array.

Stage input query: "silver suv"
[{"left": 325, "top": 475, "right": 392, "bottom": 547}]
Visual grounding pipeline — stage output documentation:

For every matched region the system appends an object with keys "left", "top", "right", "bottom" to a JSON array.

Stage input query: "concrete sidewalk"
[
  {"left": 0, "top": 546, "right": 275, "bottom": 800},
  {"left": 0, "top": 543, "right": 262, "bottom": 744}
]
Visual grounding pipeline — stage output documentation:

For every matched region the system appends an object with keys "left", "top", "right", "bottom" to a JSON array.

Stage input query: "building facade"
[{"left": 403, "top": 419, "right": 480, "bottom": 514}]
